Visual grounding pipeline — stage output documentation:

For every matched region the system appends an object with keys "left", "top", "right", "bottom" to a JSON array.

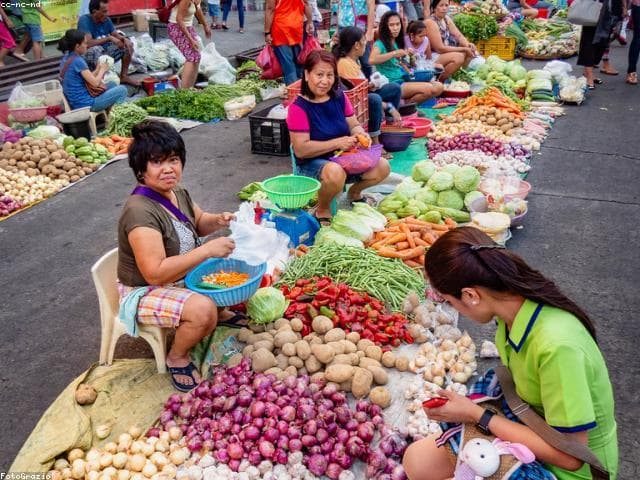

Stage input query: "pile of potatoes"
[
  {"left": 237, "top": 316, "right": 395, "bottom": 408},
  {"left": 445, "top": 106, "right": 523, "bottom": 134},
  {"left": 50, "top": 426, "right": 189, "bottom": 480},
  {"left": 0, "top": 137, "right": 99, "bottom": 184}
]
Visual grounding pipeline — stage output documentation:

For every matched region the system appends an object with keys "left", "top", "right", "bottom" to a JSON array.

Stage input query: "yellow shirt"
[{"left": 337, "top": 57, "right": 365, "bottom": 80}]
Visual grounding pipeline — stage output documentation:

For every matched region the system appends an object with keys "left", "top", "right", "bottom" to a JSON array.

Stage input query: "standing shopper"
[
  {"left": 402, "top": 227, "right": 618, "bottom": 480},
  {"left": 208, "top": 0, "right": 221, "bottom": 29},
  {"left": 577, "top": 0, "right": 625, "bottom": 88},
  {"left": 627, "top": 0, "right": 640, "bottom": 84},
  {"left": 264, "top": 0, "right": 314, "bottom": 85},
  {"left": 0, "top": 6, "right": 17, "bottom": 67},
  {"left": 337, "top": 0, "right": 376, "bottom": 78},
  {"left": 221, "top": 0, "right": 245, "bottom": 32},
  {"left": 13, "top": 4, "right": 56, "bottom": 60},
  {"left": 168, "top": 0, "right": 211, "bottom": 89}
]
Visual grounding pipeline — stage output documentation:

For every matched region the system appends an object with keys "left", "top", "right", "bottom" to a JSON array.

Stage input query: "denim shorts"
[
  {"left": 208, "top": 3, "right": 221, "bottom": 17},
  {"left": 297, "top": 158, "right": 363, "bottom": 184},
  {"left": 25, "top": 23, "right": 44, "bottom": 42}
]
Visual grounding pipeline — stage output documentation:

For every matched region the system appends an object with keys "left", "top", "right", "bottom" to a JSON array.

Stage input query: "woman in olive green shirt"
[{"left": 403, "top": 227, "right": 618, "bottom": 480}]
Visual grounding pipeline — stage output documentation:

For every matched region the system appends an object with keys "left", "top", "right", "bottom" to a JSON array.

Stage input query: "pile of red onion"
[
  {"left": 0, "top": 195, "right": 23, "bottom": 217},
  {"left": 155, "top": 358, "right": 408, "bottom": 479},
  {"left": 428, "top": 133, "right": 529, "bottom": 158}
]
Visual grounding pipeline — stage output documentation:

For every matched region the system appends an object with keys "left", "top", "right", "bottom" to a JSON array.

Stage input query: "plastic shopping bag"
[
  {"left": 297, "top": 36, "right": 322, "bottom": 65},
  {"left": 199, "top": 42, "right": 237, "bottom": 84},
  {"left": 229, "top": 203, "right": 290, "bottom": 275},
  {"left": 256, "top": 44, "right": 282, "bottom": 80}
]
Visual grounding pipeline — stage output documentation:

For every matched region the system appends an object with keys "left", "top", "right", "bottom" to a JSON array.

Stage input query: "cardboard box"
[{"left": 133, "top": 9, "right": 159, "bottom": 32}]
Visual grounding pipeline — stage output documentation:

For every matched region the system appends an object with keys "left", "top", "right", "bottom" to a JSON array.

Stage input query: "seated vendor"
[
  {"left": 77, "top": 0, "right": 139, "bottom": 86},
  {"left": 333, "top": 26, "right": 403, "bottom": 147},
  {"left": 117, "top": 120, "right": 241, "bottom": 392},
  {"left": 425, "top": 0, "right": 477, "bottom": 67},
  {"left": 58, "top": 29, "right": 128, "bottom": 112},
  {"left": 287, "top": 50, "right": 391, "bottom": 224},
  {"left": 369, "top": 11, "right": 444, "bottom": 105}
]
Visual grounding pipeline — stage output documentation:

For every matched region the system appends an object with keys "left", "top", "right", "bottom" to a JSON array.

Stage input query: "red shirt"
[{"left": 271, "top": 0, "right": 305, "bottom": 46}]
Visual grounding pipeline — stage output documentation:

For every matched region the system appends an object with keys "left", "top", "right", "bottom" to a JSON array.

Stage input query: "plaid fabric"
[
  {"left": 118, "top": 282, "right": 194, "bottom": 328},
  {"left": 85, "top": 43, "right": 126, "bottom": 70},
  {"left": 436, "top": 369, "right": 557, "bottom": 480}
]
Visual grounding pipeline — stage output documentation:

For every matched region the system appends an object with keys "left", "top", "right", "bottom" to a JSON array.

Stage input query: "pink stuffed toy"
[{"left": 454, "top": 438, "right": 536, "bottom": 480}]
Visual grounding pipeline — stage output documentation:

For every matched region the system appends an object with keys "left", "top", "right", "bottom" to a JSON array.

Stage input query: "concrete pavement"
[{"left": 1, "top": 31, "right": 639, "bottom": 476}]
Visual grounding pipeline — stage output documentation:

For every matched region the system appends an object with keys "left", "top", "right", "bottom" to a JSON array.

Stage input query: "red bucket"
[
  {"left": 537, "top": 7, "right": 549, "bottom": 17},
  {"left": 142, "top": 77, "right": 158, "bottom": 96}
]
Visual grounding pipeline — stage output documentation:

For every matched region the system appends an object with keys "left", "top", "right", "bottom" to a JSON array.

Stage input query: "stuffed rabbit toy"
[{"left": 454, "top": 438, "right": 536, "bottom": 480}]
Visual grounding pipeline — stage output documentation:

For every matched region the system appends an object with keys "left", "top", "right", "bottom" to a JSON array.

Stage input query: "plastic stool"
[
  {"left": 91, "top": 248, "right": 169, "bottom": 374},
  {"left": 62, "top": 95, "right": 109, "bottom": 137}
]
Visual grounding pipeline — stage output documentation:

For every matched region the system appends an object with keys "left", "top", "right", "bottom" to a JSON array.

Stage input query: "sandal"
[
  {"left": 600, "top": 68, "right": 619, "bottom": 75},
  {"left": 218, "top": 311, "right": 249, "bottom": 328},
  {"left": 626, "top": 73, "right": 638, "bottom": 85},
  {"left": 314, "top": 215, "right": 332, "bottom": 226},
  {"left": 221, "top": 24, "right": 229, "bottom": 30},
  {"left": 593, "top": 78, "right": 603, "bottom": 84},
  {"left": 349, "top": 193, "right": 377, "bottom": 206},
  {"left": 166, "top": 362, "right": 200, "bottom": 392}
]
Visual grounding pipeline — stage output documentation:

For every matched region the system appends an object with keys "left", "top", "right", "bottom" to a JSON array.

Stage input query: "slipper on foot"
[{"left": 166, "top": 362, "right": 200, "bottom": 392}]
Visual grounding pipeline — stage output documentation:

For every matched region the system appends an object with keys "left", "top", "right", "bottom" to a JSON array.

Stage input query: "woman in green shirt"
[
  {"left": 369, "top": 11, "right": 443, "bottom": 105},
  {"left": 403, "top": 227, "right": 618, "bottom": 480}
]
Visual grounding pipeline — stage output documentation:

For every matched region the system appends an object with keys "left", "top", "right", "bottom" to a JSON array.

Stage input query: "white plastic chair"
[
  {"left": 61, "top": 95, "right": 109, "bottom": 138},
  {"left": 91, "top": 248, "right": 168, "bottom": 373}
]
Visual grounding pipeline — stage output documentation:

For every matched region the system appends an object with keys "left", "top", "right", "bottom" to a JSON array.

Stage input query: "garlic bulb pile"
[
  {"left": 415, "top": 333, "right": 477, "bottom": 386},
  {"left": 50, "top": 426, "right": 188, "bottom": 480},
  {"left": 403, "top": 381, "right": 469, "bottom": 439},
  {"left": 177, "top": 452, "right": 321, "bottom": 480}
]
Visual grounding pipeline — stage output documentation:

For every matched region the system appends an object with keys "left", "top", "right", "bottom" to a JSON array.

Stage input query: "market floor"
[{"left": 2, "top": 46, "right": 640, "bottom": 475}]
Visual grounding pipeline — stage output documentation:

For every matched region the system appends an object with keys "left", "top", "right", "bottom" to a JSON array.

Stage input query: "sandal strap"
[{"left": 166, "top": 362, "right": 198, "bottom": 376}]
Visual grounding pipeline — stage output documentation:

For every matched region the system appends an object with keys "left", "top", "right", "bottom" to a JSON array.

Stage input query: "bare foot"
[{"left": 120, "top": 75, "right": 141, "bottom": 87}]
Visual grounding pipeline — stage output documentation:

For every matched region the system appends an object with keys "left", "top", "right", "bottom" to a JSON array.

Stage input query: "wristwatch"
[{"left": 476, "top": 408, "right": 496, "bottom": 435}]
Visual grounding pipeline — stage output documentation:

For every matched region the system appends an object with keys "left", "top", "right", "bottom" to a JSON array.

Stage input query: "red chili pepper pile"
[{"left": 280, "top": 277, "right": 413, "bottom": 347}]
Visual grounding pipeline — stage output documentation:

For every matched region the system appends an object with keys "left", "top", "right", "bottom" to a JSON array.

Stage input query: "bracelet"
[{"left": 264, "top": 31, "right": 271, "bottom": 35}]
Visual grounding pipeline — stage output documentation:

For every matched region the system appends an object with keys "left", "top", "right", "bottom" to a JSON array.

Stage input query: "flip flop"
[
  {"left": 600, "top": 69, "right": 619, "bottom": 75},
  {"left": 218, "top": 311, "right": 249, "bottom": 328},
  {"left": 314, "top": 215, "right": 332, "bottom": 226},
  {"left": 349, "top": 193, "right": 377, "bottom": 206},
  {"left": 166, "top": 362, "right": 200, "bottom": 392},
  {"left": 11, "top": 52, "right": 29, "bottom": 62},
  {"left": 594, "top": 78, "right": 604, "bottom": 84},
  {"left": 626, "top": 73, "right": 638, "bottom": 85}
]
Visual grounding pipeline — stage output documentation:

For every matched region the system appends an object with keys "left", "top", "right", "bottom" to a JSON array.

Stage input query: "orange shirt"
[{"left": 271, "top": 0, "right": 305, "bottom": 47}]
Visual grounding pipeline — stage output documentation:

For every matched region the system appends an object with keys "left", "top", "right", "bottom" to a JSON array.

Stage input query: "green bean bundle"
[{"left": 278, "top": 244, "right": 426, "bottom": 311}]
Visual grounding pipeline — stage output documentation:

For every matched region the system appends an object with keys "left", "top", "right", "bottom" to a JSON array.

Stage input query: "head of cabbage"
[
  {"left": 427, "top": 171, "right": 454, "bottom": 192},
  {"left": 453, "top": 165, "right": 481, "bottom": 193},
  {"left": 436, "top": 189, "right": 464, "bottom": 210},
  {"left": 412, "top": 161, "right": 437, "bottom": 183},
  {"left": 247, "top": 287, "right": 288, "bottom": 325}
]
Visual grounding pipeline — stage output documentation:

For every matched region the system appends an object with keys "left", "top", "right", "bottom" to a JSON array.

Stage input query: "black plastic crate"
[
  {"left": 249, "top": 106, "right": 290, "bottom": 156},
  {"left": 149, "top": 21, "right": 168, "bottom": 42}
]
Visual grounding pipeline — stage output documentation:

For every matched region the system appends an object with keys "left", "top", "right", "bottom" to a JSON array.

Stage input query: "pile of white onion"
[{"left": 50, "top": 425, "right": 189, "bottom": 480}]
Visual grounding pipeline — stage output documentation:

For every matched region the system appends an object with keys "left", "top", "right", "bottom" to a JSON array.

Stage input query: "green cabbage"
[
  {"left": 331, "top": 210, "right": 374, "bottom": 241},
  {"left": 464, "top": 191, "right": 486, "bottom": 211},
  {"left": 441, "top": 164, "right": 461, "bottom": 175},
  {"left": 384, "top": 212, "right": 399, "bottom": 221},
  {"left": 486, "top": 55, "right": 507, "bottom": 73},
  {"left": 378, "top": 200, "right": 404, "bottom": 214},
  {"left": 395, "top": 177, "right": 423, "bottom": 198},
  {"left": 415, "top": 188, "right": 438, "bottom": 205},
  {"left": 453, "top": 165, "right": 481, "bottom": 193},
  {"left": 419, "top": 211, "right": 442, "bottom": 223},
  {"left": 427, "top": 171, "right": 454, "bottom": 192},
  {"left": 507, "top": 61, "right": 527, "bottom": 81},
  {"left": 352, "top": 203, "right": 387, "bottom": 231},
  {"left": 247, "top": 287, "right": 288, "bottom": 325},
  {"left": 437, "top": 190, "right": 464, "bottom": 210},
  {"left": 387, "top": 191, "right": 410, "bottom": 204},
  {"left": 412, "top": 161, "right": 437, "bottom": 182},
  {"left": 314, "top": 227, "right": 364, "bottom": 248}
]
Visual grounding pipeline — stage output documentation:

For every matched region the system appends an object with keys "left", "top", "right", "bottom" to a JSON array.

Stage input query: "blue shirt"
[
  {"left": 77, "top": 14, "right": 115, "bottom": 41},
  {"left": 59, "top": 53, "right": 94, "bottom": 110}
]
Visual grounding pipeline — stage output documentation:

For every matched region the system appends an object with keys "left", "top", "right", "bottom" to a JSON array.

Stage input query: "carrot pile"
[
  {"left": 366, "top": 217, "right": 458, "bottom": 268},
  {"left": 455, "top": 87, "right": 524, "bottom": 119},
  {"left": 202, "top": 270, "right": 249, "bottom": 288},
  {"left": 93, "top": 135, "right": 133, "bottom": 155}
]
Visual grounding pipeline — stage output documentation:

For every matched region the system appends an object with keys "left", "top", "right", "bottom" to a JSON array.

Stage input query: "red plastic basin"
[{"left": 403, "top": 118, "right": 433, "bottom": 138}]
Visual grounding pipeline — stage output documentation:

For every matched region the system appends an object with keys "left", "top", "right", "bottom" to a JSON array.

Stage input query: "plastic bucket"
[
  {"left": 537, "top": 7, "right": 549, "bottom": 17},
  {"left": 57, "top": 107, "right": 92, "bottom": 138}
]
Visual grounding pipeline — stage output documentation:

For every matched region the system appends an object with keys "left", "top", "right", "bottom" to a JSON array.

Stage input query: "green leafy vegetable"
[{"left": 314, "top": 227, "right": 365, "bottom": 248}]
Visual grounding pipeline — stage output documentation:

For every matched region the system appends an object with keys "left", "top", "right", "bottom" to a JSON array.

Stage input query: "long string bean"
[{"left": 277, "top": 244, "right": 426, "bottom": 311}]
